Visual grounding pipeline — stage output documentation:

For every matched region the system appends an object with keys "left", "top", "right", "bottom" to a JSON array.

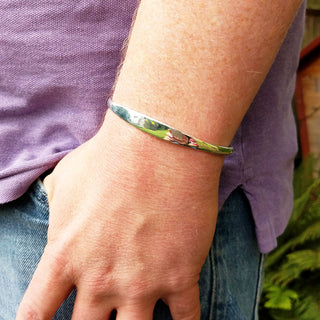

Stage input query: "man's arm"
[
  {"left": 113, "top": 0, "right": 302, "bottom": 146},
  {"left": 16, "top": 1, "right": 303, "bottom": 319}
]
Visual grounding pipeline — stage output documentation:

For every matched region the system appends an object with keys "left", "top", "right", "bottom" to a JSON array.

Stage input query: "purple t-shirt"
[{"left": 0, "top": 1, "right": 305, "bottom": 253}]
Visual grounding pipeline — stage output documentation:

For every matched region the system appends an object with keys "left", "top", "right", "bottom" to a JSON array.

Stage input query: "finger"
[
  {"left": 16, "top": 249, "right": 74, "bottom": 320},
  {"left": 71, "top": 292, "right": 114, "bottom": 320},
  {"left": 71, "top": 303, "right": 114, "bottom": 320},
  {"left": 166, "top": 285, "right": 201, "bottom": 320},
  {"left": 116, "top": 302, "right": 155, "bottom": 320}
]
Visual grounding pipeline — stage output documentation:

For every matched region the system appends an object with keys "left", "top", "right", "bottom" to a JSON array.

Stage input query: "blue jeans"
[{"left": 0, "top": 179, "right": 264, "bottom": 320}]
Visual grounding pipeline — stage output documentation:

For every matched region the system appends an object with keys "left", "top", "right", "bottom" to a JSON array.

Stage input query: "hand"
[{"left": 16, "top": 112, "right": 222, "bottom": 320}]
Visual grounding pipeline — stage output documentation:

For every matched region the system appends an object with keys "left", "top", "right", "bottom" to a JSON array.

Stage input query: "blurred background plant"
[
  {"left": 259, "top": 155, "right": 320, "bottom": 320},
  {"left": 259, "top": 2, "right": 320, "bottom": 317},
  {"left": 303, "top": 0, "right": 320, "bottom": 47},
  {"left": 307, "top": 0, "right": 320, "bottom": 10}
]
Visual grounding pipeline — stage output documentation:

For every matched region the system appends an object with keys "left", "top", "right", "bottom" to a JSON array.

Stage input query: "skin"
[{"left": 16, "top": 1, "right": 303, "bottom": 319}]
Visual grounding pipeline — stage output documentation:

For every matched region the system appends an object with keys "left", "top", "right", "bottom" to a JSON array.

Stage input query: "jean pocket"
[
  {"left": 35, "top": 178, "right": 48, "bottom": 201},
  {"left": 25, "top": 178, "right": 50, "bottom": 221}
]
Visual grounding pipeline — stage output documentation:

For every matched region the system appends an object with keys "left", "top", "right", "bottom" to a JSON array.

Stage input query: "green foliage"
[
  {"left": 263, "top": 285, "right": 298, "bottom": 311},
  {"left": 260, "top": 155, "right": 320, "bottom": 320},
  {"left": 307, "top": 0, "right": 320, "bottom": 10}
]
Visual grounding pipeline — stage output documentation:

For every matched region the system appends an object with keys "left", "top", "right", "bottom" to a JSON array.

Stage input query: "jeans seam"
[
  {"left": 209, "top": 245, "right": 216, "bottom": 320},
  {"left": 252, "top": 253, "right": 265, "bottom": 320},
  {"left": 34, "top": 180, "right": 48, "bottom": 205}
]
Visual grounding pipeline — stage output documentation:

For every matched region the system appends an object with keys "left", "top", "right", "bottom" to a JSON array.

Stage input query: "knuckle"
[
  {"left": 166, "top": 273, "right": 196, "bottom": 293},
  {"left": 125, "top": 279, "right": 150, "bottom": 300},
  {"left": 106, "top": 270, "right": 154, "bottom": 301},
  {"left": 81, "top": 270, "right": 114, "bottom": 299},
  {"left": 87, "top": 278, "right": 109, "bottom": 296},
  {"left": 17, "top": 302, "right": 41, "bottom": 320},
  {"left": 44, "top": 245, "right": 72, "bottom": 277}
]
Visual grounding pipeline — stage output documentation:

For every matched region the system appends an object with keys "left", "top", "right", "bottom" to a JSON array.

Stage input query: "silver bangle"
[{"left": 108, "top": 99, "right": 233, "bottom": 156}]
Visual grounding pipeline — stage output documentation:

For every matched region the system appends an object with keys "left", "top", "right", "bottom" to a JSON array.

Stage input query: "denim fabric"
[{"left": 0, "top": 180, "right": 264, "bottom": 320}]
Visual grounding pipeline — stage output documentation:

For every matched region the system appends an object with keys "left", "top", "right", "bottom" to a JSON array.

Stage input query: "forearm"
[{"left": 111, "top": 0, "right": 303, "bottom": 147}]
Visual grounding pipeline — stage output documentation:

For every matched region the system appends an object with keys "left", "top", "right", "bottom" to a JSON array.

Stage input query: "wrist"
[
  {"left": 108, "top": 99, "right": 233, "bottom": 156},
  {"left": 98, "top": 110, "right": 224, "bottom": 194}
]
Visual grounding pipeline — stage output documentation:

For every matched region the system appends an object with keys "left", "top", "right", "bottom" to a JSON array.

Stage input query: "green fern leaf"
[
  {"left": 271, "top": 248, "right": 320, "bottom": 285},
  {"left": 264, "top": 285, "right": 298, "bottom": 310}
]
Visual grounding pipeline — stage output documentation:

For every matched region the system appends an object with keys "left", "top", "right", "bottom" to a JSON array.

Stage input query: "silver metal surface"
[{"left": 108, "top": 99, "right": 233, "bottom": 155}]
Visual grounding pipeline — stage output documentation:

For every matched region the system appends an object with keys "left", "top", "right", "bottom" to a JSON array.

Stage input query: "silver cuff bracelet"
[{"left": 108, "top": 99, "right": 233, "bottom": 156}]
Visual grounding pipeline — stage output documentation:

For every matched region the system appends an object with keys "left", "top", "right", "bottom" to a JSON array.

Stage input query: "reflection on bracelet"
[{"left": 108, "top": 99, "right": 233, "bottom": 156}]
